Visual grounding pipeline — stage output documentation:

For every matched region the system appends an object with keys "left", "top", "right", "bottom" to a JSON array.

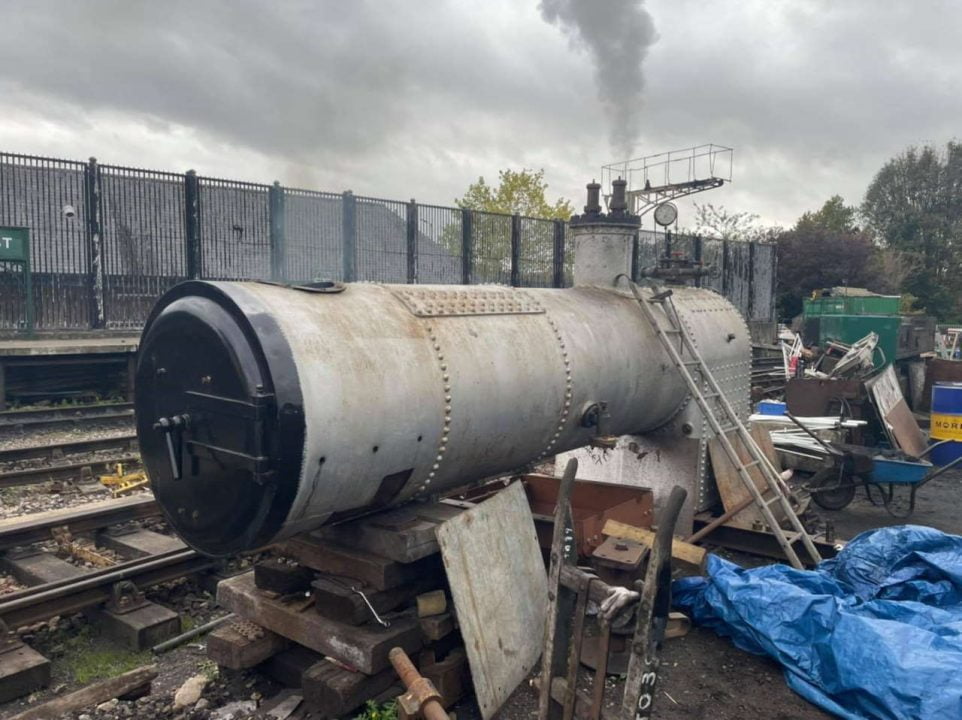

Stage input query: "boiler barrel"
[{"left": 135, "top": 280, "right": 749, "bottom": 555}]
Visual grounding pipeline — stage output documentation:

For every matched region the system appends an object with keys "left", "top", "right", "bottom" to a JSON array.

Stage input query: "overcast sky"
[{"left": 0, "top": 0, "right": 959, "bottom": 227}]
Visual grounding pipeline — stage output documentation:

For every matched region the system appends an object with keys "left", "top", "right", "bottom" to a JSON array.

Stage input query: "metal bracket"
[{"left": 106, "top": 580, "right": 148, "bottom": 615}]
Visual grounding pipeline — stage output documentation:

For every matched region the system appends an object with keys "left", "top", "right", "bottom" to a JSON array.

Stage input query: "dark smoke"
[{"left": 539, "top": 0, "right": 657, "bottom": 159}]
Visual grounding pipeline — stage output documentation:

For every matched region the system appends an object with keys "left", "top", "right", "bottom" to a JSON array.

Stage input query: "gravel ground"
[{"left": 0, "top": 421, "right": 135, "bottom": 452}]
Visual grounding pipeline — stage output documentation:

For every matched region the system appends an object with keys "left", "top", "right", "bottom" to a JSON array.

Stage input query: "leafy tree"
[
  {"left": 442, "top": 169, "right": 573, "bottom": 285},
  {"left": 862, "top": 142, "right": 962, "bottom": 319},
  {"left": 776, "top": 196, "right": 879, "bottom": 320},
  {"left": 455, "top": 169, "right": 574, "bottom": 220},
  {"left": 796, "top": 195, "right": 858, "bottom": 233},
  {"left": 690, "top": 203, "right": 780, "bottom": 243}
]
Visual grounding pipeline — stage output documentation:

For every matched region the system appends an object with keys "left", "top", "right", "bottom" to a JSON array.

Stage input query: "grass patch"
[
  {"left": 60, "top": 626, "right": 151, "bottom": 685},
  {"left": 354, "top": 700, "right": 397, "bottom": 720}
]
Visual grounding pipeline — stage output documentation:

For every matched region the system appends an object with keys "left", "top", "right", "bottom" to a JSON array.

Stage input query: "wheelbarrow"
[{"left": 788, "top": 413, "right": 962, "bottom": 518}]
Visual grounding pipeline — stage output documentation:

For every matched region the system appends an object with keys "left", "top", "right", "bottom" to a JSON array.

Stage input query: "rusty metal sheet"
[{"left": 436, "top": 481, "right": 547, "bottom": 720}]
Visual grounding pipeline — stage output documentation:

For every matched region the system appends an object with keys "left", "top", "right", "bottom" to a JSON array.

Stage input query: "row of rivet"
[
  {"left": 538, "top": 313, "right": 573, "bottom": 460},
  {"left": 420, "top": 323, "right": 451, "bottom": 493}
]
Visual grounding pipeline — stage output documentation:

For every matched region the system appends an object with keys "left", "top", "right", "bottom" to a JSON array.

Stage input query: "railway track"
[
  {"left": 0, "top": 494, "right": 216, "bottom": 628},
  {"left": 0, "top": 433, "right": 139, "bottom": 464},
  {"left": 0, "top": 402, "right": 134, "bottom": 432},
  {"left": 0, "top": 455, "right": 142, "bottom": 489}
]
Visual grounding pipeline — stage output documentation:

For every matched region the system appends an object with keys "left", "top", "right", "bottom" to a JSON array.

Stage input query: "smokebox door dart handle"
[{"left": 153, "top": 414, "right": 190, "bottom": 481}]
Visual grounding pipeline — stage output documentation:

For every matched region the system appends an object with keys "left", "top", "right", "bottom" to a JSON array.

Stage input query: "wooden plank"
[
  {"left": 708, "top": 427, "right": 784, "bottom": 531},
  {"left": 437, "top": 481, "right": 546, "bottom": 720},
  {"left": 320, "top": 503, "right": 463, "bottom": 563},
  {"left": 207, "top": 620, "right": 289, "bottom": 670},
  {"left": 866, "top": 364, "right": 927, "bottom": 457},
  {"left": 311, "top": 576, "right": 436, "bottom": 626},
  {"left": 301, "top": 659, "right": 396, "bottom": 719},
  {"left": 8, "top": 664, "right": 156, "bottom": 720},
  {"left": 420, "top": 613, "right": 455, "bottom": 642},
  {"left": 276, "top": 536, "right": 441, "bottom": 591},
  {"left": 601, "top": 519, "right": 706, "bottom": 570},
  {"left": 217, "top": 572, "right": 421, "bottom": 674}
]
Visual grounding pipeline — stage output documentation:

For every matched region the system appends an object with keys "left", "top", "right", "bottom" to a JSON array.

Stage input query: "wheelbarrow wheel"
[{"left": 810, "top": 471, "right": 856, "bottom": 511}]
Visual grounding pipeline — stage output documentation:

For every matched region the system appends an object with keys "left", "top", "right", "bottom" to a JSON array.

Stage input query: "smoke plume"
[{"left": 539, "top": 0, "right": 657, "bottom": 159}]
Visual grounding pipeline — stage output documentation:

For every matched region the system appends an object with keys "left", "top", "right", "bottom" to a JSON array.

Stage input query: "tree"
[
  {"left": 455, "top": 169, "right": 573, "bottom": 220},
  {"left": 690, "top": 203, "right": 780, "bottom": 243},
  {"left": 862, "top": 142, "right": 962, "bottom": 319},
  {"left": 796, "top": 195, "right": 858, "bottom": 233},
  {"left": 776, "top": 196, "right": 879, "bottom": 320},
  {"left": 442, "top": 169, "right": 573, "bottom": 285}
]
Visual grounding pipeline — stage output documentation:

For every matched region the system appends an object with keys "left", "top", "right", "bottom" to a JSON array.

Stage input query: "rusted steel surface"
[{"left": 388, "top": 647, "right": 447, "bottom": 720}]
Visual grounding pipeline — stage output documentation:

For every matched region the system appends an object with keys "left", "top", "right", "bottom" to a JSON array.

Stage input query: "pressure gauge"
[{"left": 653, "top": 202, "right": 678, "bottom": 227}]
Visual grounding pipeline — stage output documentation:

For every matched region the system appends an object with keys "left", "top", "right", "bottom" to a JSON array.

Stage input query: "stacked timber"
[{"left": 208, "top": 501, "right": 471, "bottom": 719}]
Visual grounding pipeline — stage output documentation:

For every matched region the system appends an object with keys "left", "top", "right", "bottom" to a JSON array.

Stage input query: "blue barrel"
[{"left": 930, "top": 382, "right": 962, "bottom": 465}]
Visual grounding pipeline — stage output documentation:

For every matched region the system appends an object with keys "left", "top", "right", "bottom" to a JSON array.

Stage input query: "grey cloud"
[{"left": 0, "top": 0, "right": 960, "bottom": 225}]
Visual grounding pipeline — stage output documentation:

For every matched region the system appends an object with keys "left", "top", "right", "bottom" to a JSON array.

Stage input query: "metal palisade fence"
[{"left": 0, "top": 152, "right": 775, "bottom": 332}]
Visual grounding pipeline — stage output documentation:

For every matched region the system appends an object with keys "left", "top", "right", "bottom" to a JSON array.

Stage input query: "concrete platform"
[
  {"left": 0, "top": 336, "right": 139, "bottom": 357},
  {"left": 0, "top": 335, "right": 139, "bottom": 409}
]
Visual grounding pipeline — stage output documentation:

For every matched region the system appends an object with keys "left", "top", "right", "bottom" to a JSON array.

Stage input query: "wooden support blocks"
[
  {"left": 217, "top": 571, "right": 422, "bottom": 674},
  {"left": 301, "top": 660, "right": 397, "bottom": 719},
  {"left": 318, "top": 503, "right": 464, "bottom": 563},
  {"left": 277, "top": 536, "right": 440, "bottom": 591},
  {"left": 311, "top": 576, "right": 435, "bottom": 626},
  {"left": 207, "top": 620, "right": 289, "bottom": 670},
  {"left": 254, "top": 559, "right": 315, "bottom": 595}
]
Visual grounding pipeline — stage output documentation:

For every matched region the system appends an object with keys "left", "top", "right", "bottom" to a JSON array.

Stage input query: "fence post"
[
  {"left": 406, "top": 199, "right": 418, "bottom": 284},
  {"left": 269, "top": 181, "right": 286, "bottom": 282},
  {"left": 510, "top": 214, "right": 521, "bottom": 287},
  {"left": 342, "top": 191, "right": 356, "bottom": 282},
  {"left": 552, "top": 220, "right": 565, "bottom": 288},
  {"left": 184, "top": 170, "right": 201, "bottom": 279},
  {"left": 461, "top": 209, "right": 473, "bottom": 285},
  {"left": 721, "top": 239, "right": 730, "bottom": 296},
  {"left": 693, "top": 235, "right": 703, "bottom": 288},
  {"left": 747, "top": 240, "right": 756, "bottom": 320},
  {"left": 83, "top": 157, "right": 106, "bottom": 329}
]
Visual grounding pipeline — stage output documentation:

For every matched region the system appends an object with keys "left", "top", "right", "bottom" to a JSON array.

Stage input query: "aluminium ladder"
[{"left": 623, "top": 279, "right": 822, "bottom": 569}]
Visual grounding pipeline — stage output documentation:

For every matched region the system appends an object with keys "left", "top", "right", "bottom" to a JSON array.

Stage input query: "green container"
[
  {"left": 804, "top": 295, "right": 900, "bottom": 317},
  {"left": 815, "top": 315, "right": 900, "bottom": 368}
]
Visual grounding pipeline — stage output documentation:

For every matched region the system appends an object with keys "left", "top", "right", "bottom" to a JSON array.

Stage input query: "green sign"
[
  {"left": 0, "top": 227, "right": 33, "bottom": 334},
  {"left": 0, "top": 227, "right": 28, "bottom": 263}
]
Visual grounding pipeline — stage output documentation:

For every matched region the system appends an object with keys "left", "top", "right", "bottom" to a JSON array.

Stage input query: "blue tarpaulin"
[{"left": 673, "top": 525, "right": 962, "bottom": 720}]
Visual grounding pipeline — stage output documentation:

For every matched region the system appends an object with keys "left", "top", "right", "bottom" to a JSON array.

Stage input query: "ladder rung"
[
  {"left": 740, "top": 459, "right": 761, "bottom": 469},
  {"left": 682, "top": 360, "right": 702, "bottom": 367}
]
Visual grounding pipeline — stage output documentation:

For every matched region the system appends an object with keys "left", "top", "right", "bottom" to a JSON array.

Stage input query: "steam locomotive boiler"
[{"left": 135, "top": 180, "right": 750, "bottom": 556}]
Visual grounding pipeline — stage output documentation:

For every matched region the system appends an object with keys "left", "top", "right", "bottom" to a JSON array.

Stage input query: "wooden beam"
[
  {"left": 217, "top": 572, "right": 421, "bottom": 674},
  {"left": 601, "top": 519, "right": 706, "bottom": 570},
  {"left": 8, "top": 665, "right": 157, "bottom": 720}
]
